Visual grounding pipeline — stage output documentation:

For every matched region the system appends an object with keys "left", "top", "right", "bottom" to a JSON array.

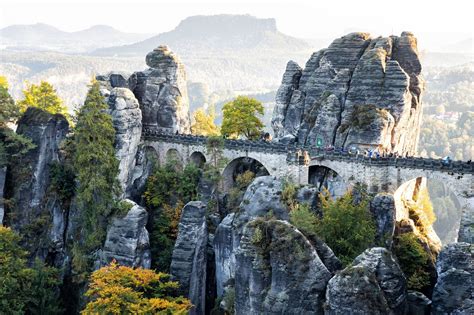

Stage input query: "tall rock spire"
[{"left": 272, "top": 32, "right": 424, "bottom": 155}]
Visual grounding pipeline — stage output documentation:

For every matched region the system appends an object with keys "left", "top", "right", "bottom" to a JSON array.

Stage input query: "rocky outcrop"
[
  {"left": 235, "top": 219, "right": 332, "bottom": 314},
  {"left": 272, "top": 32, "right": 424, "bottom": 156},
  {"left": 170, "top": 201, "right": 208, "bottom": 315},
  {"left": 431, "top": 242, "right": 473, "bottom": 314},
  {"left": 326, "top": 247, "right": 407, "bottom": 314},
  {"left": 214, "top": 213, "right": 236, "bottom": 297},
  {"left": 370, "top": 193, "right": 396, "bottom": 248},
  {"left": 5, "top": 107, "right": 69, "bottom": 259},
  {"left": 407, "top": 291, "right": 431, "bottom": 315},
  {"left": 107, "top": 88, "right": 142, "bottom": 195},
  {"left": 131, "top": 45, "right": 191, "bottom": 133},
  {"left": 101, "top": 199, "right": 151, "bottom": 268}
]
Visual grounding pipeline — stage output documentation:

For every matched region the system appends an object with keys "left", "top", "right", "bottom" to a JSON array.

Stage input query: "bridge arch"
[
  {"left": 221, "top": 156, "right": 270, "bottom": 193},
  {"left": 165, "top": 148, "right": 183, "bottom": 169},
  {"left": 190, "top": 151, "right": 206, "bottom": 168}
]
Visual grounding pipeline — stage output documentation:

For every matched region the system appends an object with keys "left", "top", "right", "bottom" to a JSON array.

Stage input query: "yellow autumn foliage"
[{"left": 82, "top": 261, "right": 192, "bottom": 315}]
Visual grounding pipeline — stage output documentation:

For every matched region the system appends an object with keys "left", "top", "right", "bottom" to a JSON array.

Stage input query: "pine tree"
[{"left": 72, "top": 81, "right": 119, "bottom": 266}]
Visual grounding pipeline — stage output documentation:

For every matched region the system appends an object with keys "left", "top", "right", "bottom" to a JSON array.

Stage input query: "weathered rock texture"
[
  {"left": 431, "top": 242, "right": 473, "bottom": 314},
  {"left": 5, "top": 107, "right": 69, "bottom": 259},
  {"left": 235, "top": 219, "right": 332, "bottom": 314},
  {"left": 326, "top": 247, "right": 408, "bottom": 315},
  {"left": 170, "top": 201, "right": 208, "bottom": 315},
  {"left": 101, "top": 199, "right": 151, "bottom": 268},
  {"left": 272, "top": 32, "right": 424, "bottom": 155},
  {"left": 107, "top": 88, "right": 142, "bottom": 195},
  {"left": 214, "top": 176, "right": 340, "bottom": 313},
  {"left": 370, "top": 193, "right": 396, "bottom": 248},
  {"left": 407, "top": 291, "right": 431, "bottom": 315},
  {"left": 131, "top": 45, "right": 191, "bottom": 133}
]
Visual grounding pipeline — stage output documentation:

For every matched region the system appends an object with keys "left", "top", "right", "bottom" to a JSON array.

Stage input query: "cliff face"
[
  {"left": 4, "top": 107, "right": 69, "bottom": 261},
  {"left": 272, "top": 32, "right": 424, "bottom": 155}
]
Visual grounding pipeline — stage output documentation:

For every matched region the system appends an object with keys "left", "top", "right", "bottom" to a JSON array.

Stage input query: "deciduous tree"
[
  {"left": 221, "top": 96, "right": 264, "bottom": 140},
  {"left": 191, "top": 107, "right": 220, "bottom": 136},
  {"left": 17, "top": 81, "right": 69, "bottom": 120},
  {"left": 82, "top": 261, "right": 191, "bottom": 315}
]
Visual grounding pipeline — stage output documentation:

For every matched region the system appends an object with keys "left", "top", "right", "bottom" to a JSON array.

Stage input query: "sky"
[{"left": 0, "top": 0, "right": 472, "bottom": 51}]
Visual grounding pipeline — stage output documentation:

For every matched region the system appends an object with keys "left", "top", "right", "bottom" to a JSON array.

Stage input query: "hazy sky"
[{"left": 0, "top": 0, "right": 472, "bottom": 50}]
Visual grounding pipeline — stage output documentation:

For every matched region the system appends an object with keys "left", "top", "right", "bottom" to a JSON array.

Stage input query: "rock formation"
[
  {"left": 272, "top": 32, "right": 424, "bottom": 156},
  {"left": 170, "top": 201, "right": 208, "bottom": 315},
  {"left": 131, "top": 45, "right": 191, "bottom": 133},
  {"left": 370, "top": 193, "right": 396, "bottom": 248},
  {"left": 101, "top": 199, "right": 151, "bottom": 268},
  {"left": 107, "top": 88, "right": 142, "bottom": 195},
  {"left": 4, "top": 107, "right": 69, "bottom": 259},
  {"left": 326, "top": 247, "right": 408, "bottom": 314},
  {"left": 431, "top": 242, "right": 473, "bottom": 314},
  {"left": 407, "top": 291, "right": 431, "bottom": 315},
  {"left": 235, "top": 219, "right": 332, "bottom": 314}
]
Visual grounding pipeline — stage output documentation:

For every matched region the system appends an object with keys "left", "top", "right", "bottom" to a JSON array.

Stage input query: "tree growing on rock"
[
  {"left": 72, "top": 81, "right": 120, "bottom": 276},
  {"left": 0, "top": 227, "right": 62, "bottom": 314},
  {"left": 191, "top": 107, "right": 220, "bottom": 136},
  {"left": 17, "top": 81, "right": 70, "bottom": 121},
  {"left": 316, "top": 189, "right": 376, "bottom": 265},
  {"left": 221, "top": 96, "right": 264, "bottom": 140},
  {"left": 0, "top": 77, "right": 34, "bottom": 167},
  {"left": 82, "top": 260, "right": 191, "bottom": 314}
]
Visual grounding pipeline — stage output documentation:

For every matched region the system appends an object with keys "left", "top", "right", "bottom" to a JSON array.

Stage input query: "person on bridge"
[{"left": 303, "top": 151, "right": 310, "bottom": 166}]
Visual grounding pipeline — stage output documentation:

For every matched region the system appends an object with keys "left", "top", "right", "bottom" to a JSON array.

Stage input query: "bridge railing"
[{"left": 142, "top": 129, "right": 474, "bottom": 174}]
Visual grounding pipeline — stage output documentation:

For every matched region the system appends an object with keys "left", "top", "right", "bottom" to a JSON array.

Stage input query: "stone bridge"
[{"left": 142, "top": 129, "right": 473, "bottom": 243}]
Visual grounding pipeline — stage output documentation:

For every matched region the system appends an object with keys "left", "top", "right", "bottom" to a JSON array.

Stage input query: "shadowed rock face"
[
  {"left": 432, "top": 242, "right": 473, "bottom": 314},
  {"left": 5, "top": 107, "right": 69, "bottom": 259},
  {"left": 170, "top": 201, "right": 208, "bottom": 315},
  {"left": 272, "top": 32, "right": 424, "bottom": 155},
  {"left": 326, "top": 247, "right": 408, "bottom": 315},
  {"left": 235, "top": 219, "right": 332, "bottom": 315}
]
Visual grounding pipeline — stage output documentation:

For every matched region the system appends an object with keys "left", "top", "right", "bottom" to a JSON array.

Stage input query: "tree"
[
  {"left": 221, "top": 96, "right": 264, "bottom": 140},
  {"left": 393, "top": 233, "right": 431, "bottom": 291},
  {"left": 17, "top": 81, "right": 69, "bottom": 119},
  {"left": 143, "top": 162, "right": 200, "bottom": 272},
  {"left": 204, "top": 136, "right": 227, "bottom": 184},
  {"left": 82, "top": 261, "right": 191, "bottom": 315},
  {"left": 315, "top": 189, "right": 376, "bottom": 265},
  {"left": 72, "top": 81, "right": 119, "bottom": 275},
  {"left": 191, "top": 107, "right": 220, "bottom": 136},
  {"left": 0, "top": 78, "right": 34, "bottom": 167},
  {"left": 0, "top": 227, "right": 61, "bottom": 315}
]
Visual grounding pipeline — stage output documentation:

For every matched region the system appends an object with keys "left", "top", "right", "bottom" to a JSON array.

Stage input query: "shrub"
[
  {"left": 393, "top": 232, "right": 431, "bottom": 291},
  {"left": 315, "top": 189, "right": 376, "bottom": 265},
  {"left": 82, "top": 260, "right": 191, "bottom": 315},
  {"left": 281, "top": 180, "right": 298, "bottom": 211}
]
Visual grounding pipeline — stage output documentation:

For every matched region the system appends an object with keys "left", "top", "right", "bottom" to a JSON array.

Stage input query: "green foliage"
[
  {"left": 227, "top": 171, "right": 255, "bottom": 211},
  {"left": 49, "top": 161, "right": 76, "bottom": 205},
  {"left": 221, "top": 96, "right": 264, "bottom": 140},
  {"left": 316, "top": 189, "right": 376, "bottom": 265},
  {"left": 281, "top": 180, "right": 298, "bottom": 211},
  {"left": 0, "top": 227, "right": 62, "bottom": 315},
  {"left": 83, "top": 261, "right": 191, "bottom": 314},
  {"left": 17, "top": 81, "right": 70, "bottom": 121},
  {"left": 289, "top": 203, "right": 318, "bottom": 236},
  {"left": 25, "top": 259, "right": 63, "bottom": 315},
  {"left": 204, "top": 136, "right": 227, "bottom": 184},
  {"left": 72, "top": 81, "right": 120, "bottom": 275},
  {"left": 222, "top": 287, "right": 235, "bottom": 315},
  {"left": 0, "top": 76, "right": 8, "bottom": 89},
  {"left": 0, "top": 82, "right": 35, "bottom": 167},
  {"left": 393, "top": 233, "right": 431, "bottom": 291},
  {"left": 191, "top": 106, "right": 220, "bottom": 136},
  {"left": 143, "top": 162, "right": 201, "bottom": 272}
]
